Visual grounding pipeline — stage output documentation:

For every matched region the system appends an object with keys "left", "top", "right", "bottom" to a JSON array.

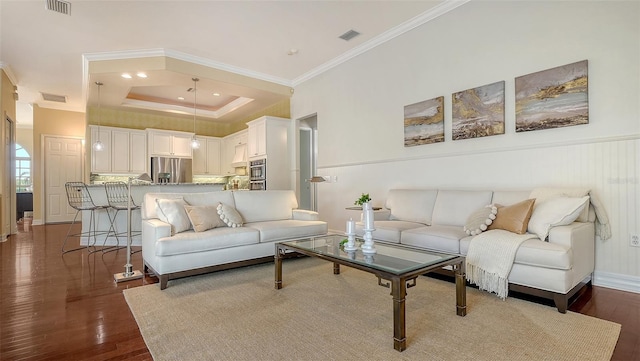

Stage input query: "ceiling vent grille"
[
  {"left": 339, "top": 29, "right": 361, "bottom": 41},
  {"left": 41, "top": 92, "right": 67, "bottom": 103},
  {"left": 46, "top": 0, "right": 71, "bottom": 16}
]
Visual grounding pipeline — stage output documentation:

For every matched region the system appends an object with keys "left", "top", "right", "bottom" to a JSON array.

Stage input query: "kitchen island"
[{"left": 81, "top": 183, "right": 225, "bottom": 247}]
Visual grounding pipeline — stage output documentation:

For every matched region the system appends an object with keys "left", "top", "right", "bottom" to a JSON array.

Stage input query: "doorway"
[
  {"left": 4, "top": 116, "right": 15, "bottom": 238},
  {"left": 298, "top": 114, "right": 318, "bottom": 211}
]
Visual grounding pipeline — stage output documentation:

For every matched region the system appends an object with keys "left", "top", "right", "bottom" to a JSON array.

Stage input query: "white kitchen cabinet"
[
  {"left": 90, "top": 126, "right": 147, "bottom": 174},
  {"left": 147, "top": 129, "right": 193, "bottom": 158},
  {"left": 192, "top": 136, "right": 222, "bottom": 175},
  {"left": 111, "top": 129, "right": 147, "bottom": 174},
  {"left": 245, "top": 116, "right": 291, "bottom": 189},
  {"left": 90, "top": 126, "right": 112, "bottom": 173},
  {"left": 222, "top": 130, "right": 247, "bottom": 176},
  {"left": 247, "top": 118, "right": 267, "bottom": 158}
]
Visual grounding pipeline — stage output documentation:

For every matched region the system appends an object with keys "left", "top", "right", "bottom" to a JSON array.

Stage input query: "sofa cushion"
[
  {"left": 217, "top": 203, "right": 244, "bottom": 228},
  {"left": 401, "top": 225, "right": 468, "bottom": 254},
  {"left": 431, "top": 190, "right": 494, "bottom": 227},
  {"left": 527, "top": 196, "right": 589, "bottom": 241},
  {"left": 247, "top": 220, "right": 328, "bottom": 243},
  {"left": 385, "top": 189, "right": 438, "bottom": 225},
  {"left": 355, "top": 220, "right": 424, "bottom": 244},
  {"left": 233, "top": 190, "right": 298, "bottom": 223},
  {"left": 156, "top": 198, "right": 191, "bottom": 235},
  {"left": 460, "top": 237, "right": 571, "bottom": 270},
  {"left": 488, "top": 198, "right": 536, "bottom": 234},
  {"left": 143, "top": 191, "right": 235, "bottom": 220},
  {"left": 155, "top": 227, "right": 259, "bottom": 256},
  {"left": 464, "top": 205, "right": 498, "bottom": 236},
  {"left": 184, "top": 205, "right": 224, "bottom": 232}
]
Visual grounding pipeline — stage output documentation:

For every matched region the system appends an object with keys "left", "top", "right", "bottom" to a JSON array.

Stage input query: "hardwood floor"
[{"left": 1, "top": 223, "right": 639, "bottom": 360}]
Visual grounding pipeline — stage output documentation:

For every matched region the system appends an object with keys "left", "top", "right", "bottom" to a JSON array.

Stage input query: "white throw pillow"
[
  {"left": 529, "top": 187, "right": 590, "bottom": 222},
  {"left": 156, "top": 198, "right": 192, "bottom": 235},
  {"left": 464, "top": 205, "right": 498, "bottom": 236},
  {"left": 184, "top": 205, "right": 224, "bottom": 232},
  {"left": 527, "top": 196, "right": 589, "bottom": 241},
  {"left": 217, "top": 202, "right": 244, "bottom": 228}
]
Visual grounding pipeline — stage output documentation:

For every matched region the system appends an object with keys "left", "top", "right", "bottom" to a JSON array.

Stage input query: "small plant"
[{"left": 354, "top": 193, "right": 371, "bottom": 206}]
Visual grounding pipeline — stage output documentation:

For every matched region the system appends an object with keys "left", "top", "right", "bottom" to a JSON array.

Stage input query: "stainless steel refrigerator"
[{"left": 150, "top": 157, "right": 193, "bottom": 184}]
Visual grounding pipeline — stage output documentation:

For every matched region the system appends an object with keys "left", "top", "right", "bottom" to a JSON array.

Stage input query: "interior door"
[{"left": 44, "top": 136, "right": 83, "bottom": 223}]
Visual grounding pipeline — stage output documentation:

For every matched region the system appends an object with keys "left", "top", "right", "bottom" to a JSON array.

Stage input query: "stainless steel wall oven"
[{"left": 249, "top": 159, "right": 266, "bottom": 190}]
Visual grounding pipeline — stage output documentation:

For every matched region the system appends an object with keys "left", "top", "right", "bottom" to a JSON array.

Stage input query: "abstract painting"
[
  {"left": 452, "top": 81, "right": 505, "bottom": 140},
  {"left": 515, "top": 60, "right": 588, "bottom": 132},
  {"left": 404, "top": 96, "right": 444, "bottom": 147}
]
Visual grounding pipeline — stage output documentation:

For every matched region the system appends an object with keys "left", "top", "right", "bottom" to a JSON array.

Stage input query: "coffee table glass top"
[{"left": 280, "top": 234, "right": 458, "bottom": 275}]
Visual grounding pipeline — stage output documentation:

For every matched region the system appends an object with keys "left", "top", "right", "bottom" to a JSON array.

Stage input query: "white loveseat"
[
  {"left": 141, "top": 190, "right": 328, "bottom": 289},
  {"left": 355, "top": 189, "right": 602, "bottom": 313}
]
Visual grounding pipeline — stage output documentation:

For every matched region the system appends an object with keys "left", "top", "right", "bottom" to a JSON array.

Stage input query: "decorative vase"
[{"left": 361, "top": 202, "right": 377, "bottom": 254}]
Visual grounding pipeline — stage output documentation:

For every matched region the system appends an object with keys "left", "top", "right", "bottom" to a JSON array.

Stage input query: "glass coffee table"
[{"left": 274, "top": 234, "right": 466, "bottom": 352}]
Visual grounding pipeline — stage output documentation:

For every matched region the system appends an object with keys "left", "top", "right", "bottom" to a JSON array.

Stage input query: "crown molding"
[
  {"left": 292, "top": 0, "right": 471, "bottom": 87},
  {"left": 0, "top": 62, "right": 19, "bottom": 86}
]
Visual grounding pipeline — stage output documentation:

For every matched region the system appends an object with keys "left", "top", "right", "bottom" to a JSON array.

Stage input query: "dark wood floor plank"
[{"left": 1, "top": 223, "right": 639, "bottom": 360}]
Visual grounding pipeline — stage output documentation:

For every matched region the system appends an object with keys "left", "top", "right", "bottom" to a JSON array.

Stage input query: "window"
[{"left": 16, "top": 144, "right": 31, "bottom": 193}]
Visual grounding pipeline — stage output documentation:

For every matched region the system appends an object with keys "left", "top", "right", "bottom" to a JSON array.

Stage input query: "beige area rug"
[{"left": 124, "top": 258, "right": 620, "bottom": 361}]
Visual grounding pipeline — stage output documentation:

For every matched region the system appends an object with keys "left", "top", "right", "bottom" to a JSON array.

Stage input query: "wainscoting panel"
[{"left": 316, "top": 137, "right": 640, "bottom": 290}]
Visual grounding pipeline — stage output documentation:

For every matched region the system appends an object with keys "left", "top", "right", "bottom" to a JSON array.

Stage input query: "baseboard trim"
[{"left": 593, "top": 271, "right": 640, "bottom": 294}]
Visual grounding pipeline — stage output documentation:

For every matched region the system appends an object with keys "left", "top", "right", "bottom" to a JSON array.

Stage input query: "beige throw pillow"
[
  {"left": 184, "top": 205, "right": 224, "bottom": 232},
  {"left": 488, "top": 198, "right": 536, "bottom": 235},
  {"left": 217, "top": 202, "right": 244, "bottom": 228}
]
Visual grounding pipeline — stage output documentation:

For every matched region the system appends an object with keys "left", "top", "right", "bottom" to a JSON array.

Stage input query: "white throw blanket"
[{"left": 465, "top": 229, "right": 536, "bottom": 300}]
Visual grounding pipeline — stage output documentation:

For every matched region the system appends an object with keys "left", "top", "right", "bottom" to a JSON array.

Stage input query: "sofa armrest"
[
  {"left": 548, "top": 222, "right": 595, "bottom": 282},
  {"left": 142, "top": 219, "right": 171, "bottom": 262},
  {"left": 292, "top": 209, "right": 320, "bottom": 221}
]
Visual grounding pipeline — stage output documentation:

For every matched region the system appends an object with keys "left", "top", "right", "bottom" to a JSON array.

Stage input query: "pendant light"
[
  {"left": 92, "top": 81, "right": 104, "bottom": 151},
  {"left": 190, "top": 77, "right": 200, "bottom": 149}
]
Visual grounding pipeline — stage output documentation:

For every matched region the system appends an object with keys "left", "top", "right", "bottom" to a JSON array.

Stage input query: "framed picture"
[
  {"left": 452, "top": 81, "right": 505, "bottom": 140},
  {"left": 515, "top": 60, "right": 588, "bottom": 132},
  {"left": 404, "top": 96, "right": 444, "bottom": 147}
]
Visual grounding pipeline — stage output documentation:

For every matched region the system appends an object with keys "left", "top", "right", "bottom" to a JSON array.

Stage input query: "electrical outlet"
[{"left": 631, "top": 234, "right": 640, "bottom": 247}]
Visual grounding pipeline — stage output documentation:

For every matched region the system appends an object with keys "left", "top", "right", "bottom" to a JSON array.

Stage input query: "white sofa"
[
  {"left": 355, "top": 189, "right": 597, "bottom": 313},
  {"left": 141, "top": 190, "right": 328, "bottom": 289}
]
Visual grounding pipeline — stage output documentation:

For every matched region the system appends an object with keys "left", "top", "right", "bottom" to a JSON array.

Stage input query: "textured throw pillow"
[
  {"left": 184, "top": 205, "right": 224, "bottom": 232},
  {"left": 156, "top": 198, "right": 191, "bottom": 235},
  {"left": 217, "top": 202, "right": 244, "bottom": 228},
  {"left": 464, "top": 205, "right": 498, "bottom": 236},
  {"left": 527, "top": 196, "right": 589, "bottom": 241},
  {"left": 488, "top": 198, "right": 536, "bottom": 234}
]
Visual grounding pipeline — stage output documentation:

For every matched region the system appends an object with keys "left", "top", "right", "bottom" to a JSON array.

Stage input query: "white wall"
[{"left": 291, "top": 1, "right": 640, "bottom": 291}]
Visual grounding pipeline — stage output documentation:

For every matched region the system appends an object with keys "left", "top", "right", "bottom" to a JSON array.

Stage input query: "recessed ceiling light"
[
  {"left": 178, "top": 96, "right": 185, "bottom": 100},
  {"left": 136, "top": 72, "right": 147, "bottom": 78},
  {"left": 121, "top": 73, "right": 132, "bottom": 79},
  {"left": 287, "top": 48, "right": 299, "bottom": 56},
  {"left": 213, "top": 93, "right": 220, "bottom": 97}
]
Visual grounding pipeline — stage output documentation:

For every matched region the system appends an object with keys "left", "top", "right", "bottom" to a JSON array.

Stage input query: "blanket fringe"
[{"left": 466, "top": 263, "right": 509, "bottom": 300}]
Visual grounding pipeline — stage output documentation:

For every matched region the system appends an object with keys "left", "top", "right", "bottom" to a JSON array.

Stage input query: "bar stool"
[
  {"left": 61, "top": 182, "right": 111, "bottom": 254},
  {"left": 103, "top": 181, "right": 142, "bottom": 254}
]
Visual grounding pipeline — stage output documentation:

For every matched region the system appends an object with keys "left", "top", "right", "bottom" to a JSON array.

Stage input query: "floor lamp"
[
  {"left": 114, "top": 173, "right": 152, "bottom": 283},
  {"left": 308, "top": 176, "right": 326, "bottom": 212}
]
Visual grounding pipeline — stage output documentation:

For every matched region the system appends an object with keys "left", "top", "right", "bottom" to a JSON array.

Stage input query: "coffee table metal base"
[{"left": 274, "top": 243, "right": 466, "bottom": 352}]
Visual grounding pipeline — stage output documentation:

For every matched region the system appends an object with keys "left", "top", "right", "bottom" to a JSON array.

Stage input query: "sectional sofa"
[
  {"left": 141, "top": 190, "right": 328, "bottom": 289},
  {"left": 355, "top": 188, "right": 604, "bottom": 313}
]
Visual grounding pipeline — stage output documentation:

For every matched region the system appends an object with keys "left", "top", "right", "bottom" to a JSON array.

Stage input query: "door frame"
[{"left": 4, "top": 114, "right": 16, "bottom": 238}]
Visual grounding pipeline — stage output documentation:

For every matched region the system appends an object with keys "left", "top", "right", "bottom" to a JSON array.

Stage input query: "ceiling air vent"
[
  {"left": 41, "top": 92, "right": 67, "bottom": 103},
  {"left": 339, "top": 29, "right": 361, "bottom": 41},
  {"left": 46, "top": 0, "right": 71, "bottom": 16}
]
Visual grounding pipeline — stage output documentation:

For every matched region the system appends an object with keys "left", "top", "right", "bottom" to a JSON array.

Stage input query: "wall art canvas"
[
  {"left": 404, "top": 96, "right": 444, "bottom": 147},
  {"left": 452, "top": 81, "right": 505, "bottom": 140},
  {"left": 515, "top": 60, "right": 588, "bottom": 132}
]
